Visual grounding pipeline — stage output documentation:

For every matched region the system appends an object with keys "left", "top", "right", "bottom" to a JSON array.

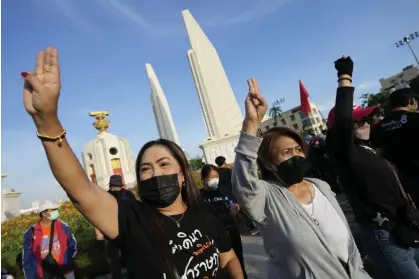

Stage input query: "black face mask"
[
  {"left": 276, "top": 156, "right": 308, "bottom": 186},
  {"left": 139, "top": 174, "right": 181, "bottom": 208}
]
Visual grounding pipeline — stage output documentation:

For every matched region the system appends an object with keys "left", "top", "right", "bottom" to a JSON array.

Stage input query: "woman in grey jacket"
[{"left": 231, "top": 78, "right": 371, "bottom": 279}]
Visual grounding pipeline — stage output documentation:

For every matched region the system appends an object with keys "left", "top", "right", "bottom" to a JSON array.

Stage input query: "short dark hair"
[
  {"left": 389, "top": 88, "right": 417, "bottom": 108},
  {"left": 215, "top": 156, "right": 226, "bottom": 167},
  {"left": 410, "top": 75, "right": 419, "bottom": 94},
  {"left": 201, "top": 164, "right": 219, "bottom": 180}
]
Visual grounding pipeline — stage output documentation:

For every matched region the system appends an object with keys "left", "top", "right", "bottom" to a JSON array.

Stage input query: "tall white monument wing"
[
  {"left": 182, "top": 10, "right": 243, "bottom": 140},
  {"left": 145, "top": 63, "right": 181, "bottom": 146}
]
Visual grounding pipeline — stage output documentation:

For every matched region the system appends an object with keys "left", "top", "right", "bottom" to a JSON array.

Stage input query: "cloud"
[
  {"left": 105, "top": 0, "right": 172, "bottom": 36},
  {"left": 46, "top": 1, "right": 97, "bottom": 32},
  {"left": 227, "top": 0, "right": 293, "bottom": 24},
  {"left": 357, "top": 80, "right": 379, "bottom": 90},
  {"left": 46, "top": 0, "right": 291, "bottom": 37}
]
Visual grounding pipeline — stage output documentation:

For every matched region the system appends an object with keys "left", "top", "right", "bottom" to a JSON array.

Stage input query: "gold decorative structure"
[{"left": 89, "top": 111, "right": 110, "bottom": 134}]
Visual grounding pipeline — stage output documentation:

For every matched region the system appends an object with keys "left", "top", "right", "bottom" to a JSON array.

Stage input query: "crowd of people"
[{"left": 14, "top": 47, "right": 419, "bottom": 279}]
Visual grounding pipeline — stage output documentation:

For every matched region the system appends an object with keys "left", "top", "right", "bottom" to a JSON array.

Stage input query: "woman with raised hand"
[
  {"left": 21, "top": 47, "right": 244, "bottom": 279},
  {"left": 231, "top": 78, "right": 371, "bottom": 278}
]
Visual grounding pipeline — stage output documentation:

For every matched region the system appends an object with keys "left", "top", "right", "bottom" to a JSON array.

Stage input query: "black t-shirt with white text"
[
  {"left": 200, "top": 187, "right": 237, "bottom": 229},
  {"left": 372, "top": 110, "right": 419, "bottom": 199},
  {"left": 117, "top": 199, "right": 232, "bottom": 279}
]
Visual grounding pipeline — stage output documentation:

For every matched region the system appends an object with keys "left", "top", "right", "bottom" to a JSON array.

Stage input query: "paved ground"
[{"left": 242, "top": 235, "right": 268, "bottom": 279}]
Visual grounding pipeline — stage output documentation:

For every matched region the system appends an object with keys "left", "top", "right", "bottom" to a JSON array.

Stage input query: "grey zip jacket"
[{"left": 232, "top": 132, "right": 372, "bottom": 279}]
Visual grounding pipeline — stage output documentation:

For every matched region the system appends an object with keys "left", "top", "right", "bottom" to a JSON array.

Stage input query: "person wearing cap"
[
  {"left": 327, "top": 56, "right": 419, "bottom": 279},
  {"left": 22, "top": 201, "right": 77, "bottom": 279},
  {"left": 371, "top": 87, "right": 419, "bottom": 203},
  {"left": 107, "top": 175, "right": 136, "bottom": 201}
]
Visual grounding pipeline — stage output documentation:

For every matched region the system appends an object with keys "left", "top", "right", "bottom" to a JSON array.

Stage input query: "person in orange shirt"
[{"left": 23, "top": 201, "right": 77, "bottom": 279}]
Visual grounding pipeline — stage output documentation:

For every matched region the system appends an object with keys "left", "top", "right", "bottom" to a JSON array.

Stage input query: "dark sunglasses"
[{"left": 354, "top": 117, "right": 371, "bottom": 127}]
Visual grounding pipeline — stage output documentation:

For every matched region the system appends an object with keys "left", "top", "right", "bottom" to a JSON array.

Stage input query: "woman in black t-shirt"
[
  {"left": 118, "top": 139, "right": 244, "bottom": 278},
  {"left": 21, "top": 47, "right": 244, "bottom": 279},
  {"left": 200, "top": 164, "right": 248, "bottom": 279}
]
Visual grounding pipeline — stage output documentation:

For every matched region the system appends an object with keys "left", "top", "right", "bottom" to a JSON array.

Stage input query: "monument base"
[{"left": 199, "top": 133, "right": 240, "bottom": 164}]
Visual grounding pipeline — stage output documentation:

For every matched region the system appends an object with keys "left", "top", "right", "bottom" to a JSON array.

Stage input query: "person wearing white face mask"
[
  {"left": 200, "top": 164, "right": 248, "bottom": 279},
  {"left": 22, "top": 201, "right": 77, "bottom": 279}
]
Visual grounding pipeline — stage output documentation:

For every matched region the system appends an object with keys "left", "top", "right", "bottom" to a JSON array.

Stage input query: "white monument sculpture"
[
  {"left": 81, "top": 112, "right": 136, "bottom": 190},
  {"left": 1, "top": 173, "right": 22, "bottom": 221},
  {"left": 182, "top": 10, "right": 244, "bottom": 164},
  {"left": 146, "top": 63, "right": 181, "bottom": 146}
]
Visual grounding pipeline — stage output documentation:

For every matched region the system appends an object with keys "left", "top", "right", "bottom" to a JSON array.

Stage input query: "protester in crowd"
[
  {"left": 107, "top": 175, "right": 136, "bottom": 201},
  {"left": 200, "top": 164, "right": 248, "bottom": 279},
  {"left": 215, "top": 156, "right": 233, "bottom": 191},
  {"left": 22, "top": 201, "right": 77, "bottom": 279},
  {"left": 21, "top": 47, "right": 244, "bottom": 279},
  {"left": 104, "top": 175, "right": 136, "bottom": 279},
  {"left": 410, "top": 75, "right": 419, "bottom": 95},
  {"left": 327, "top": 56, "right": 419, "bottom": 279},
  {"left": 231, "top": 78, "right": 371, "bottom": 278},
  {"left": 215, "top": 156, "right": 259, "bottom": 236},
  {"left": 371, "top": 87, "right": 419, "bottom": 203}
]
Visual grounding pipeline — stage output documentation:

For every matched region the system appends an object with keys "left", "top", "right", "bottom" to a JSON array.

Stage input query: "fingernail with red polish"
[{"left": 21, "top": 72, "right": 29, "bottom": 78}]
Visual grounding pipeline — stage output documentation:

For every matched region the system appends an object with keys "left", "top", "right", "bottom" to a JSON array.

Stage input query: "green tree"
[
  {"left": 269, "top": 99, "right": 284, "bottom": 126},
  {"left": 189, "top": 156, "right": 205, "bottom": 171},
  {"left": 360, "top": 89, "right": 391, "bottom": 107},
  {"left": 359, "top": 88, "right": 391, "bottom": 113}
]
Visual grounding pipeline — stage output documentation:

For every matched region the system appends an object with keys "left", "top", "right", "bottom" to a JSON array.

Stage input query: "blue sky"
[{"left": 2, "top": 0, "right": 419, "bottom": 207}]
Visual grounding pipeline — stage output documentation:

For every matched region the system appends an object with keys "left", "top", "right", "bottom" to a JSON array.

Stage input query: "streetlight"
[{"left": 395, "top": 31, "right": 419, "bottom": 66}]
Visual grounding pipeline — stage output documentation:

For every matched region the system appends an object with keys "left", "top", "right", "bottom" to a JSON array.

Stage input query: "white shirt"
[{"left": 301, "top": 185, "right": 350, "bottom": 262}]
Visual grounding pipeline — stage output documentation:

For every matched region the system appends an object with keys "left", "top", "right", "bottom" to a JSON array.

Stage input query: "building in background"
[
  {"left": 146, "top": 63, "right": 181, "bottom": 146},
  {"left": 379, "top": 65, "right": 419, "bottom": 92},
  {"left": 182, "top": 9, "right": 243, "bottom": 164},
  {"left": 1, "top": 173, "right": 22, "bottom": 221},
  {"left": 258, "top": 103, "right": 327, "bottom": 135},
  {"left": 81, "top": 111, "right": 136, "bottom": 190}
]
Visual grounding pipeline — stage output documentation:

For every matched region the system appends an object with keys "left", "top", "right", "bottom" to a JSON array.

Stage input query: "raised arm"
[
  {"left": 232, "top": 79, "right": 268, "bottom": 223},
  {"left": 332, "top": 56, "right": 355, "bottom": 161},
  {"left": 22, "top": 47, "right": 119, "bottom": 239}
]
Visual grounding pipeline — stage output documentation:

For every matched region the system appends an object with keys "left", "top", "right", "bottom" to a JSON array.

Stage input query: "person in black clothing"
[
  {"left": 200, "top": 164, "right": 248, "bottom": 279},
  {"left": 23, "top": 47, "right": 244, "bottom": 279},
  {"left": 215, "top": 156, "right": 259, "bottom": 236},
  {"left": 105, "top": 175, "right": 136, "bottom": 279},
  {"left": 327, "top": 56, "right": 419, "bottom": 279},
  {"left": 215, "top": 156, "right": 233, "bottom": 192},
  {"left": 107, "top": 175, "right": 136, "bottom": 201},
  {"left": 371, "top": 87, "right": 419, "bottom": 203}
]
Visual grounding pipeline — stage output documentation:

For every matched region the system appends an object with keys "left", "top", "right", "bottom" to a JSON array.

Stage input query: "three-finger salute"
[{"left": 243, "top": 78, "right": 268, "bottom": 136}]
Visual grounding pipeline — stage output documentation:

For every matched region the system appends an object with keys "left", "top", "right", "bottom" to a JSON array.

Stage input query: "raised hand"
[
  {"left": 22, "top": 47, "right": 61, "bottom": 118},
  {"left": 245, "top": 79, "right": 268, "bottom": 124},
  {"left": 334, "top": 56, "right": 353, "bottom": 78}
]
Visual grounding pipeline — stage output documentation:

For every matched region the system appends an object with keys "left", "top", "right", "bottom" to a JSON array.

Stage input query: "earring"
[{"left": 182, "top": 181, "right": 186, "bottom": 187}]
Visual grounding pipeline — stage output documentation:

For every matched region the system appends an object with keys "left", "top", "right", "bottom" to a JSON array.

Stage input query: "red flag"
[{"left": 299, "top": 80, "right": 312, "bottom": 115}]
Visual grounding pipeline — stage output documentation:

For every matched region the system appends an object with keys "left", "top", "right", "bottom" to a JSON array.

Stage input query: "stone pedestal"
[{"left": 199, "top": 133, "right": 240, "bottom": 164}]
